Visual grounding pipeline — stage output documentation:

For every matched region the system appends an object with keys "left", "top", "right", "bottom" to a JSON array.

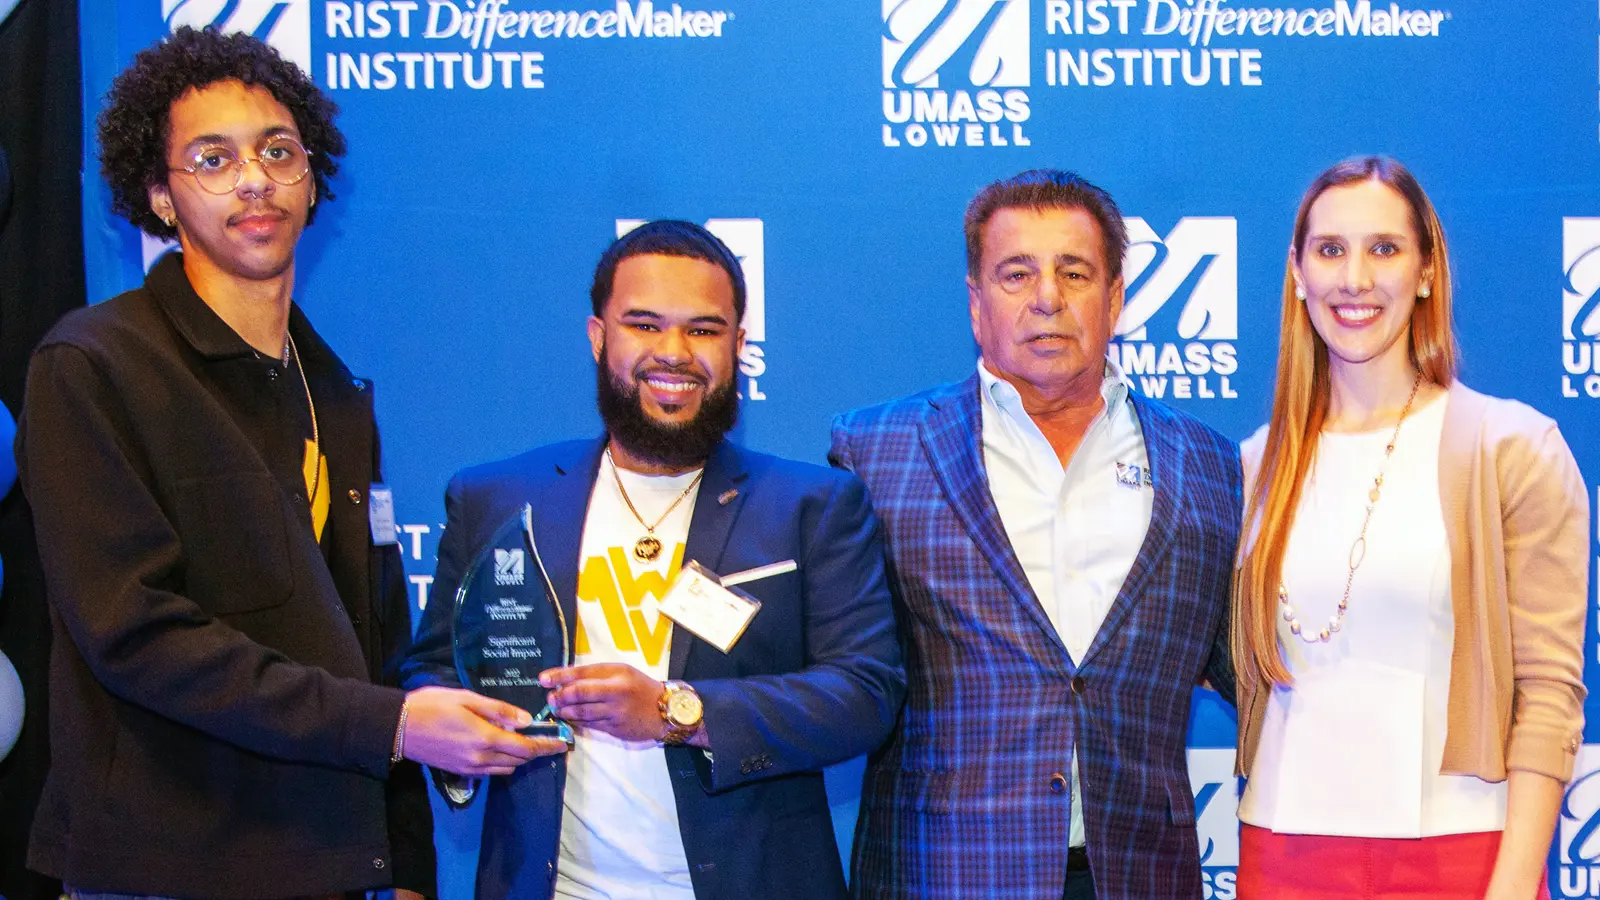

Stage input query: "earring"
[
  {"left": 1294, "top": 283, "right": 1307, "bottom": 301},
  {"left": 1418, "top": 285, "right": 1431, "bottom": 299},
  {"left": 161, "top": 214, "right": 175, "bottom": 228}
]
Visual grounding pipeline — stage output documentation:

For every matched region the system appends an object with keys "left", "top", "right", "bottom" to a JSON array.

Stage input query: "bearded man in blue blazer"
[
  {"left": 403, "top": 220, "right": 905, "bottom": 900},
  {"left": 833, "top": 171, "right": 1240, "bottom": 900}
]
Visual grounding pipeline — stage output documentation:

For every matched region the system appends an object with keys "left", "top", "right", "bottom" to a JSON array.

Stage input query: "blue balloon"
[{"left": 0, "top": 401, "right": 14, "bottom": 496}]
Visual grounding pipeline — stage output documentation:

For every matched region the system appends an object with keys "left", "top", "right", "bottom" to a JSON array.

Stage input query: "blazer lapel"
[
  {"left": 669, "top": 440, "right": 749, "bottom": 680},
  {"left": 1079, "top": 393, "right": 1180, "bottom": 669},
  {"left": 526, "top": 436, "right": 606, "bottom": 660},
  {"left": 919, "top": 376, "right": 1068, "bottom": 659}
]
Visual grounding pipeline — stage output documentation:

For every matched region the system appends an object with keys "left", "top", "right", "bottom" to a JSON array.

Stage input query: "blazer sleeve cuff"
[
  {"left": 695, "top": 679, "right": 767, "bottom": 793},
  {"left": 1506, "top": 722, "right": 1581, "bottom": 783}
]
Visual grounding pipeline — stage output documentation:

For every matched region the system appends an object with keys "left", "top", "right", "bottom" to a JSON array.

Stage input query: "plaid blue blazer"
[{"left": 831, "top": 374, "right": 1240, "bottom": 900}]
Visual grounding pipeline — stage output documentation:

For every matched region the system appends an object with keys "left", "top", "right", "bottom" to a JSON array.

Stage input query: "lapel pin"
[
  {"left": 1115, "top": 462, "right": 1151, "bottom": 490},
  {"left": 718, "top": 489, "right": 739, "bottom": 506}
]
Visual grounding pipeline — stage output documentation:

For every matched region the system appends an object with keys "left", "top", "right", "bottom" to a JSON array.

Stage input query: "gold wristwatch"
[{"left": 658, "top": 680, "right": 704, "bottom": 746}]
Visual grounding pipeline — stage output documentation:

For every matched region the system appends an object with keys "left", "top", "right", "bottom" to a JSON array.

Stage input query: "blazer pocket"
[{"left": 172, "top": 472, "right": 293, "bottom": 615}]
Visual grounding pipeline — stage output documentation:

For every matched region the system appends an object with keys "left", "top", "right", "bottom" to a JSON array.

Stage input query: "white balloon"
[{"left": 0, "top": 651, "right": 23, "bottom": 762}]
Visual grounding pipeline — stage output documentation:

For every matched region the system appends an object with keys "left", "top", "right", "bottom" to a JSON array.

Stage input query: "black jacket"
[{"left": 18, "top": 254, "right": 434, "bottom": 898}]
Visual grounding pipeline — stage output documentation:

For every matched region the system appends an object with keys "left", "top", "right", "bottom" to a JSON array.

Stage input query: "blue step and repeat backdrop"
[{"left": 76, "top": 1, "right": 1600, "bottom": 896}]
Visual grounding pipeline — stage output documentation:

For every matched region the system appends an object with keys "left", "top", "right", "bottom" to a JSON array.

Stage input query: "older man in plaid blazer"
[{"left": 832, "top": 170, "right": 1240, "bottom": 900}]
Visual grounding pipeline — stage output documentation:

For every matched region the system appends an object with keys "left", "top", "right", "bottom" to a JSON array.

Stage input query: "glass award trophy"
[{"left": 451, "top": 504, "right": 575, "bottom": 743}]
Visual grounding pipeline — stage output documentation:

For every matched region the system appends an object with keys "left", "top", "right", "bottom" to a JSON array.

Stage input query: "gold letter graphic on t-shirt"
[{"left": 573, "top": 543, "right": 685, "bottom": 668}]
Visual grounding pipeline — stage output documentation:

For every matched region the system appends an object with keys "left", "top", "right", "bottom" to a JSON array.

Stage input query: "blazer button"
[
  {"left": 348, "top": 489, "right": 362, "bottom": 504},
  {"left": 1071, "top": 676, "right": 1087, "bottom": 695},
  {"left": 1049, "top": 772, "right": 1068, "bottom": 794},
  {"left": 372, "top": 857, "right": 386, "bottom": 869}
]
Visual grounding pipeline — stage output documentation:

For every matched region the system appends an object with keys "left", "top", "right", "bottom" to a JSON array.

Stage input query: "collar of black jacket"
[{"left": 145, "top": 251, "right": 320, "bottom": 363}]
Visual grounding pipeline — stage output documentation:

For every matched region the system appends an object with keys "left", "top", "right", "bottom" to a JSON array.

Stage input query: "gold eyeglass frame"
[{"left": 168, "top": 136, "right": 316, "bottom": 195}]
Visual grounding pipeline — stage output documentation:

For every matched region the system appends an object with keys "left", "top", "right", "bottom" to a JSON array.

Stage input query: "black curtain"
[{"left": 0, "top": 0, "right": 86, "bottom": 895}]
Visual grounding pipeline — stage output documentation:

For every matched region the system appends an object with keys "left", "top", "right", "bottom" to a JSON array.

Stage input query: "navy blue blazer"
[
  {"left": 833, "top": 376, "right": 1240, "bottom": 900},
  {"left": 403, "top": 437, "right": 906, "bottom": 900}
]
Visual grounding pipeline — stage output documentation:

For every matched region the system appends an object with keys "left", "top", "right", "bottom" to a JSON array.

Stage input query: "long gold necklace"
[
  {"left": 285, "top": 332, "right": 321, "bottom": 510},
  {"left": 1278, "top": 373, "right": 1423, "bottom": 644},
  {"left": 606, "top": 448, "right": 704, "bottom": 562}
]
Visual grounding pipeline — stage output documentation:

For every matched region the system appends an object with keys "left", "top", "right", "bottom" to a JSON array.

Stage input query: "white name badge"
[
  {"left": 368, "top": 485, "right": 399, "bottom": 546},
  {"left": 658, "top": 560, "right": 767, "bottom": 653}
]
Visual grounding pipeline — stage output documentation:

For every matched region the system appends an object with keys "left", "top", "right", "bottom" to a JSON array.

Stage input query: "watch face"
[{"left": 667, "top": 689, "right": 703, "bottom": 726}]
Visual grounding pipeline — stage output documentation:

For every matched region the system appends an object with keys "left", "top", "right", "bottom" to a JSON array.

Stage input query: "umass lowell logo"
[
  {"left": 880, "top": 0, "right": 1032, "bottom": 148},
  {"left": 163, "top": 0, "right": 312, "bottom": 71},
  {"left": 1561, "top": 218, "right": 1600, "bottom": 398},
  {"left": 1188, "top": 748, "right": 1239, "bottom": 900},
  {"left": 883, "top": 0, "right": 1029, "bottom": 88},
  {"left": 1110, "top": 217, "right": 1240, "bottom": 403},
  {"left": 1556, "top": 746, "right": 1600, "bottom": 897}
]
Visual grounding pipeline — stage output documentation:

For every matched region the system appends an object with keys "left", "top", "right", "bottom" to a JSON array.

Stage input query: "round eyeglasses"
[{"left": 169, "top": 136, "right": 314, "bottom": 195}]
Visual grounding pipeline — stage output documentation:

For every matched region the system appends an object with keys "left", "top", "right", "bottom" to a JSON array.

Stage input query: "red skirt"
[{"left": 1237, "top": 824, "right": 1550, "bottom": 900}]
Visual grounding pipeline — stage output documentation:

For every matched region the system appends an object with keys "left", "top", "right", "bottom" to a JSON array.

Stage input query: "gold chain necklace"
[
  {"left": 606, "top": 447, "right": 704, "bottom": 562},
  {"left": 285, "top": 333, "right": 321, "bottom": 512},
  {"left": 1278, "top": 373, "right": 1423, "bottom": 644}
]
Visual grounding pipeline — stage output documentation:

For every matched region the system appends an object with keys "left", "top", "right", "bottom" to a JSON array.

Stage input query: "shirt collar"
[
  {"left": 146, "top": 251, "right": 327, "bottom": 369},
  {"left": 976, "top": 356, "right": 1133, "bottom": 426},
  {"left": 145, "top": 252, "right": 261, "bottom": 360}
]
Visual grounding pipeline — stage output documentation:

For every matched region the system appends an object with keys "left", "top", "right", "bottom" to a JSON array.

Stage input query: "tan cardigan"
[{"left": 1237, "top": 382, "right": 1589, "bottom": 784}]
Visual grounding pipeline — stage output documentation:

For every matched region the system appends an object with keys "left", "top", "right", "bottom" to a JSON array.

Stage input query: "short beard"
[{"left": 595, "top": 352, "right": 739, "bottom": 470}]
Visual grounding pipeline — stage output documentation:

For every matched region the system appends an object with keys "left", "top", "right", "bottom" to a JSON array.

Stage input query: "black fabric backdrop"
[{"left": 0, "top": 0, "right": 87, "bottom": 895}]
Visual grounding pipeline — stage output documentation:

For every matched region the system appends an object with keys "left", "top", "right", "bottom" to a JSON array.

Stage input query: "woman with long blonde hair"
[{"left": 1233, "top": 156, "right": 1587, "bottom": 899}]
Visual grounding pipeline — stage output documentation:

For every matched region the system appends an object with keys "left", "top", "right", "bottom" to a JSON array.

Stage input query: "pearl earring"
[
  {"left": 1294, "top": 283, "right": 1306, "bottom": 301},
  {"left": 1418, "top": 285, "right": 1431, "bottom": 299}
]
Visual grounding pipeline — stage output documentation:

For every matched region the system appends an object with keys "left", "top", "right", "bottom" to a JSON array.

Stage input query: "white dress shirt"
[
  {"left": 1237, "top": 394, "right": 1508, "bottom": 836},
  {"left": 977, "top": 358, "right": 1154, "bottom": 849}
]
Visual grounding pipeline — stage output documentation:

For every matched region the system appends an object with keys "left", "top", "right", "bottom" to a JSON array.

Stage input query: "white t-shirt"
[
  {"left": 554, "top": 456, "right": 702, "bottom": 900},
  {"left": 1238, "top": 393, "right": 1507, "bottom": 837}
]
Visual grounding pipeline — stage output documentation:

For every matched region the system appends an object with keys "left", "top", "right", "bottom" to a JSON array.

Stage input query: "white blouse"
[{"left": 1238, "top": 394, "right": 1508, "bottom": 837}]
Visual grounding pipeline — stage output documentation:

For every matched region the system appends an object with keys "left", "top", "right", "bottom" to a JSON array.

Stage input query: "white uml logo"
[
  {"left": 1117, "top": 217, "right": 1238, "bottom": 342},
  {"left": 162, "top": 0, "right": 312, "bottom": 72},
  {"left": 1563, "top": 218, "right": 1600, "bottom": 341},
  {"left": 1556, "top": 746, "right": 1600, "bottom": 897},
  {"left": 493, "top": 548, "right": 525, "bottom": 586},
  {"left": 1188, "top": 748, "right": 1240, "bottom": 900},
  {"left": 882, "top": 0, "right": 1030, "bottom": 89}
]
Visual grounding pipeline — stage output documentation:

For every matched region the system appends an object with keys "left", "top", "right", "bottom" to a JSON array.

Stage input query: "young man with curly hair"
[{"left": 17, "top": 27, "right": 558, "bottom": 900}]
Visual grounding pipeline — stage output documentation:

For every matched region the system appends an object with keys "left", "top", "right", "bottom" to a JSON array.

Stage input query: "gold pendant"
[{"left": 634, "top": 535, "right": 662, "bottom": 562}]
